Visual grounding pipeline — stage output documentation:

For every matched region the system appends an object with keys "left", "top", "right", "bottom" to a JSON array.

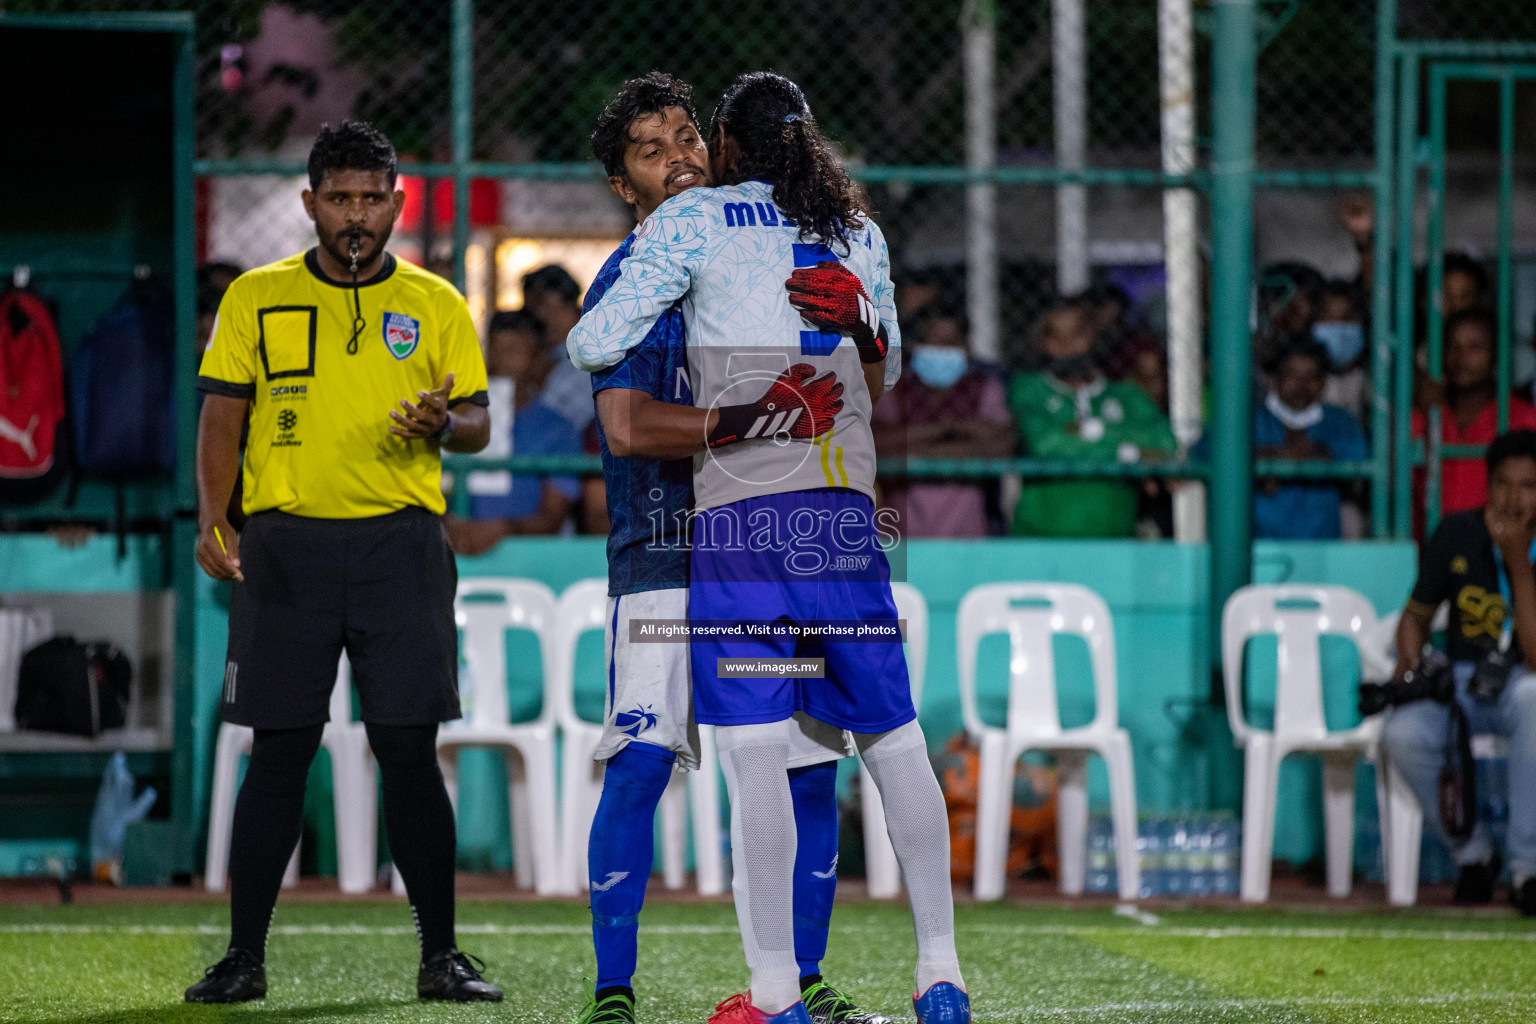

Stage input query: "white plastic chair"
[
  {"left": 550, "top": 579, "right": 725, "bottom": 896},
  {"left": 434, "top": 578, "right": 563, "bottom": 895},
  {"left": 861, "top": 581, "right": 928, "bottom": 898},
  {"left": 958, "top": 583, "right": 1140, "bottom": 902},
  {"left": 1221, "top": 584, "right": 1379, "bottom": 903},
  {"left": 205, "top": 654, "right": 377, "bottom": 893},
  {"left": 1366, "top": 607, "right": 1508, "bottom": 906}
]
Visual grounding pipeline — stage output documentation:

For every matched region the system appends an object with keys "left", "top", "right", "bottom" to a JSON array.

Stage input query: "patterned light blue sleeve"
[
  {"left": 566, "top": 191, "right": 710, "bottom": 371},
  {"left": 868, "top": 219, "right": 902, "bottom": 389}
]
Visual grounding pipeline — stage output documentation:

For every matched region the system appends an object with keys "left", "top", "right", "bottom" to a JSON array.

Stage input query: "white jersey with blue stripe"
[{"left": 567, "top": 179, "right": 901, "bottom": 511}]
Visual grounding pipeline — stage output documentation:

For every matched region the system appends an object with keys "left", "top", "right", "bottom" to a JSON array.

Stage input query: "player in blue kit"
[
  {"left": 571, "top": 72, "right": 887, "bottom": 1024},
  {"left": 569, "top": 72, "right": 969, "bottom": 1024}
]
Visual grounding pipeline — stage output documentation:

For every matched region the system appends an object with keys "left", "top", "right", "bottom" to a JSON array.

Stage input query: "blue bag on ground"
[
  {"left": 90, "top": 751, "right": 157, "bottom": 884},
  {"left": 71, "top": 283, "right": 175, "bottom": 477}
]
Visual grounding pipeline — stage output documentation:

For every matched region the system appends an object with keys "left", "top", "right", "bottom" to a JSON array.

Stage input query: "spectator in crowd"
[
  {"left": 1124, "top": 339, "right": 1168, "bottom": 413},
  {"left": 1090, "top": 283, "right": 1143, "bottom": 381},
  {"left": 443, "top": 309, "right": 580, "bottom": 553},
  {"left": 1337, "top": 193, "right": 1375, "bottom": 289},
  {"left": 1442, "top": 251, "right": 1490, "bottom": 320},
  {"left": 871, "top": 303, "right": 1013, "bottom": 537},
  {"left": 896, "top": 268, "right": 944, "bottom": 321},
  {"left": 523, "top": 264, "right": 597, "bottom": 434},
  {"left": 1414, "top": 308, "right": 1536, "bottom": 521},
  {"left": 1250, "top": 341, "right": 1367, "bottom": 540},
  {"left": 1256, "top": 261, "right": 1324, "bottom": 373},
  {"left": 1123, "top": 339, "right": 1176, "bottom": 537},
  {"left": 1383, "top": 429, "right": 1536, "bottom": 915},
  {"left": 1335, "top": 194, "right": 1488, "bottom": 319},
  {"left": 1519, "top": 311, "right": 1536, "bottom": 405},
  {"left": 1314, "top": 278, "right": 1370, "bottom": 422},
  {"left": 1009, "top": 297, "right": 1177, "bottom": 538},
  {"left": 196, "top": 262, "right": 243, "bottom": 357}
]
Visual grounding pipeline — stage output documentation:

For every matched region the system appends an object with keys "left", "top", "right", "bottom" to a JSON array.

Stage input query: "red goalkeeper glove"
[
  {"left": 707, "top": 363, "right": 844, "bottom": 449},
  {"left": 785, "top": 261, "right": 890, "bottom": 364}
]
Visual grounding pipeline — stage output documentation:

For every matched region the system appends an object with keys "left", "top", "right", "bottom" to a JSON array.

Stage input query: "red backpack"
[{"left": 0, "top": 290, "right": 67, "bottom": 491}]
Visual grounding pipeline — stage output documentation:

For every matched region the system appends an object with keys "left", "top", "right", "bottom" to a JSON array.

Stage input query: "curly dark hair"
[
  {"left": 710, "top": 72, "right": 867, "bottom": 252},
  {"left": 591, "top": 71, "right": 699, "bottom": 178},
  {"left": 308, "top": 120, "right": 397, "bottom": 190}
]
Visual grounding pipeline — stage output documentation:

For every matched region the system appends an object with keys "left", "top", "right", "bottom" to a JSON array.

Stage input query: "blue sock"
[
  {"left": 789, "top": 761, "right": 840, "bottom": 980},
  {"left": 589, "top": 741, "right": 675, "bottom": 992}
]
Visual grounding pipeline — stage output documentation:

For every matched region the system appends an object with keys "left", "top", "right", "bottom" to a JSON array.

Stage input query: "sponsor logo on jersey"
[
  {"left": 383, "top": 311, "right": 420, "bottom": 360},
  {"left": 274, "top": 408, "right": 302, "bottom": 447},
  {"left": 614, "top": 703, "right": 659, "bottom": 737},
  {"left": 723, "top": 202, "right": 798, "bottom": 228}
]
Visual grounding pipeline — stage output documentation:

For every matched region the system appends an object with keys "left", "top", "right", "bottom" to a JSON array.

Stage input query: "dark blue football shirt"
[{"left": 587, "top": 232, "right": 693, "bottom": 595}]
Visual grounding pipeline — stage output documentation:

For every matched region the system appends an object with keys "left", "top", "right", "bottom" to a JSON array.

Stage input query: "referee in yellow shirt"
[{"left": 186, "top": 122, "right": 501, "bottom": 1005}]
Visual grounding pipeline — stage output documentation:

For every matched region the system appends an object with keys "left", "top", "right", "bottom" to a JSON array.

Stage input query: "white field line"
[
  {"left": 1012, "top": 991, "right": 1536, "bottom": 1017},
  {"left": 2, "top": 922, "right": 1536, "bottom": 943}
]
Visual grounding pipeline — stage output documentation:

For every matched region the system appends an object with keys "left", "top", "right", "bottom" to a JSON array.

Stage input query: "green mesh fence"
[{"left": 12, "top": 0, "right": 1535, "bottom": 537}]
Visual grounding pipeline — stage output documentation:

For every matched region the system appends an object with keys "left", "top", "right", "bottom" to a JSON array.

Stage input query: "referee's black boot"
[
  {"left": 418, "top": 948, "right": 504, "bottom": 1002},
  {"left": 184, "top": 948, "right": 266, "bottom": 1003}
]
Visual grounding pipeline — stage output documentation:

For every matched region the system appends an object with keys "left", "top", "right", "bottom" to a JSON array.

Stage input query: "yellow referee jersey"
[{"left": 197, "top": 250, "right": 489, "bottom": 519}]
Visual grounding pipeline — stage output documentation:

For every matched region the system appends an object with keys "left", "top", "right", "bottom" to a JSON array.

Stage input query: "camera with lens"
[
  {"left": 1358, "top": 643, "right": 1455, "bottom": 716},
  {"left": 1468, "top": 647, "right": 1513, "bottom": 705}
]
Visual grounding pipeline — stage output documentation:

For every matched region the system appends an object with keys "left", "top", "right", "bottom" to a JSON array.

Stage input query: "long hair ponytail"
[{"left": 712, "top": 72, "right": 867, "bottom": 253}]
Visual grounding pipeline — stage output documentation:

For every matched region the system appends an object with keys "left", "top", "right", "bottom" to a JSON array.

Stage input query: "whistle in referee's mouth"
[{"left": 347, "top": 228, "right": 362, "bottom": 273}]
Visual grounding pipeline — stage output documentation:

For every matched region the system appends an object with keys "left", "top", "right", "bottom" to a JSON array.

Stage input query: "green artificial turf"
[{"left": 1, "top": 898, "right": 1533, "bottom": 1023}]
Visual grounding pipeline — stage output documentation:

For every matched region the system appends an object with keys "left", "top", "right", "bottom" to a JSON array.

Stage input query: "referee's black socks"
[
  {"left": 228, "top": 724, "right": 326, "bottom": 960},
  {"left": 226, "top": 722, "right": 458, "bottom": 964},
  {"left": 367, "top": 722, "right": 458, "bottom": 961}
]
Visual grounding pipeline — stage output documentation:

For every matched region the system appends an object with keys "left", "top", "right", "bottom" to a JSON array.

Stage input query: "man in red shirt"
[{"left": 1414, "top": 308, "right": 1536, "bottom": 528}]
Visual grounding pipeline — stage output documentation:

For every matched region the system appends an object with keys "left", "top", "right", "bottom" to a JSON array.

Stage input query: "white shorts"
[{"left": 597, "top": 587, "right": 850, "bottom": 770}]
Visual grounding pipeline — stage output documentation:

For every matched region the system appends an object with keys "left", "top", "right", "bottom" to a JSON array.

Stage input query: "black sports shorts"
[{"left": 220, "top": 506, "right": 461, "bottom": 729}]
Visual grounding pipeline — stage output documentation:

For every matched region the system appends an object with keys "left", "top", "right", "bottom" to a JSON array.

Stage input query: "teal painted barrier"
[{"left": 2, "top": 535, "right": 1416, "bottom": 879}]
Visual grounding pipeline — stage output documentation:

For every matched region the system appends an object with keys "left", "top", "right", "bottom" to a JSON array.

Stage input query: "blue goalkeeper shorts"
[{"left": 688, "top": 489, "right": 915, "bottom": 734}]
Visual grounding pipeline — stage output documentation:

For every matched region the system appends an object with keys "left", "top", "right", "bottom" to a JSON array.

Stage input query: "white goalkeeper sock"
[
  {"left": 856, "top": 720, "right": 965, "bottom": 994},
  {"left": 716, "top": 721, "right": 803, "bottom": 1014}
]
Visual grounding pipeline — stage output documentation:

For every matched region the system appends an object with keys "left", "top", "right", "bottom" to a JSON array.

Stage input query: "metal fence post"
[
  {"left": 1159, "top": 0, "right": 1205, "bottom": 541},
  {"left": 1209, "top": 0, "right": 1258, "bottom": 624},
  {"left": 170, "top": 15, "right": 200, "bottom": 875},
  {"left": 963, "top": 0, "right": 1000, "bottom": 362},
  {"left": 451, "top": 0, "right": 472, "bottom": 294},
  {"left": 1052, "top": 0, "right": 1089, "bottom": 296},
  {"left": 1392, "top": 49, "right": 1419, "bottom": 538},
  {"left": 1370, "top": 0, "right": 1397, "bottom": 538}
]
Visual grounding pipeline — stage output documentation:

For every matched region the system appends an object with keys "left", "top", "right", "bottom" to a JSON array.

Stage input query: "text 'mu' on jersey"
[
  {"left": 567, "top": 180, "right": 901, "bottom": 512},
  {"left": 197, "top": 250, "right": 490, "bottom": 519},
  {"left": 588, "top": 232, "right": 693, "bottom": 596}
]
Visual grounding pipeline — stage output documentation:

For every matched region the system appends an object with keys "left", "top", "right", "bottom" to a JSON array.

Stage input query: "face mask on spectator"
[
  {"left": 1266, "top": 390, "right": 1324, "bottom": 430},
  {"left": 1311, "top": 321, "right": 1363, "bottom": 367},
  {"left": 911, "top": 346, "right": 968, "bottom": 389},
  {"left": 1046, "top": 352, "right": 1096, "bottom": 381}
]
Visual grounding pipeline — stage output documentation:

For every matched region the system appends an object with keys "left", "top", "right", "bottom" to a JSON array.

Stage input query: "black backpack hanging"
[{"left": 15, "top": 637, "right": 131, "bottom": 737}]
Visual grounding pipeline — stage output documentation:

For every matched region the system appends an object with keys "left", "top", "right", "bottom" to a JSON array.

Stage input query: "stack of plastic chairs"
[
  {"left": 957, "top": 582, "right": 1141, "bottom": 902},
  {"left": 549, "top": 579, "right": 724, "bottom": 896},
  {"left": 205, "top": 653, "right": 376, "bottom": 893},
  {"left": 860, "top": 581, "right": 928, "bottom": 898},
  {"left": 1220, "top": 584, "right": 1378, "bottom": 902},
  {"left": 433, "top": 578, "right": 563, "bottom": 895}
]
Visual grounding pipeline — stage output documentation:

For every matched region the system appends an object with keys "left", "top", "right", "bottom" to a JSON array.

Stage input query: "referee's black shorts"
[{"left": 220, "top": 506, "right": 461, "bottom": 729}]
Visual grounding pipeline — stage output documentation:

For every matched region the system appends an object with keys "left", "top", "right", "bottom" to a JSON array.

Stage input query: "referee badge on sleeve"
[{"left": 383, "top": 312, "right": 421, "bottom": 360}]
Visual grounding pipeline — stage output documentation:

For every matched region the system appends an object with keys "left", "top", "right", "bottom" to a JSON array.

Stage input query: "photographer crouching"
[{"left": 1376, "top": 430, "right": 1536, "bottom": 913}]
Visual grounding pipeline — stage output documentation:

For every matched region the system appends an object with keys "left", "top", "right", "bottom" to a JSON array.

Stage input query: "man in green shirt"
[{"left": 1009, "top": 298, "right": 1176, "bottom": 537}]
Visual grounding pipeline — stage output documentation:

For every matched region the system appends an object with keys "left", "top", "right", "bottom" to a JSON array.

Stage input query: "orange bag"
[{"left": 935, "top": 734, "right": 1058, "bottom": 883}]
